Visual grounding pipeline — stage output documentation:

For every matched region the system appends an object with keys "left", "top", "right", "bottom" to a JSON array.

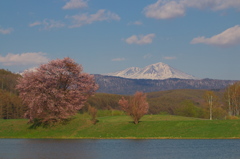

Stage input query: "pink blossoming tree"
[
  {"left": 16, "top": 57, "right": 98, "bottom": 125},
  {"left": 119, "top": 91, "right": 149, "bottom": 124}
]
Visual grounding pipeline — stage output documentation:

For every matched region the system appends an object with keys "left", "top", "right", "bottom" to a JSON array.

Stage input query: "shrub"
[
  {"left": 226, "top": 116, "right": 239, "bottom": 120},
  {"left": 88, "top": 105, "right": 98, "bottom": 124}
]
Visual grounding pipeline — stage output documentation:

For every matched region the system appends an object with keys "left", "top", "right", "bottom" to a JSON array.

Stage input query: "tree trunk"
[
  {"left": 134, "top": 120, "right": 139, "bottom": 124},
  {"left": 209, "top": 95, "right": 213, "bottom": 120}
]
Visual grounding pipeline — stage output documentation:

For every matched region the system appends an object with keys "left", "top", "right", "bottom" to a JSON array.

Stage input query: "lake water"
[{"left": 0, "top": 139, "right": 240, "bottom": 159}]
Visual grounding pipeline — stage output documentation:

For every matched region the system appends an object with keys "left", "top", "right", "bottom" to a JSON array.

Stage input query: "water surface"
[{"left": 0, "top": 139, "right": 240, "bottom": 159}]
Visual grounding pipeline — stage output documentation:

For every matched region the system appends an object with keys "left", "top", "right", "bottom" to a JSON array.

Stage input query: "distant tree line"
[
  {"left": 0, "top": 69, "right": 26, "bottom": 119},
  {"left": 0, "top": 69, "right": 20, "bottom": 93}
]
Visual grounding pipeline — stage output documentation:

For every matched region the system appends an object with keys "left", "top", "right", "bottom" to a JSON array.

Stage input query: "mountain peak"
[{"left": 106, "top": 62, "right": 197, "bottom": 80}]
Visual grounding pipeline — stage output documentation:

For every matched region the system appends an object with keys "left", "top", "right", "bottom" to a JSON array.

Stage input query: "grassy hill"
[{"left": 1, "top": 114, "right": 240, "bottom": 139}]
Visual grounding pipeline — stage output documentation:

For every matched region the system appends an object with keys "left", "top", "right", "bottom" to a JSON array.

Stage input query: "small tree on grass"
[
  {"left": 88, "top": 105, "right": 98, "bottom": 124},
  {"left": 16, "top": 57, "right": 98, "bottom": 125},
  {"left": 118, "top": 91, "right": 149, "bottom": 124}
]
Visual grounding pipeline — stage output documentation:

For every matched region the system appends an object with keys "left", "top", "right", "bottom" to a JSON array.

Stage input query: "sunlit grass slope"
[{"left": 1, "top": 114, "right": 240, "bottom": 139}]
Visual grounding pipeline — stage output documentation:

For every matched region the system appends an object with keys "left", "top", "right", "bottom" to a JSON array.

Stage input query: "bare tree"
[
  {"left": 224, "top": 82, "right": 240, "bottom": 116},
  {"left": 204, "top": 91, "right": 218, "bottom": 120},
  {"left": 119, "top": 91, "right": 149, "bottom": 124}
]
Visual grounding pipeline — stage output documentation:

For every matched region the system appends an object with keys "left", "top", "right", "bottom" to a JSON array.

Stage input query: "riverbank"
[{"left": 1, "top": 114, "right": 240, "bottom": 139}]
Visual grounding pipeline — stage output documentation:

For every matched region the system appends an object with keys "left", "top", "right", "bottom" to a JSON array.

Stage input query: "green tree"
[{"left": 175, "top": 100, "right": 202, "bottom": 118}]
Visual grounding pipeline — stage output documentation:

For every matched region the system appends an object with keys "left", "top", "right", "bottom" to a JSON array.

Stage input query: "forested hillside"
[
  {"left": 147, "top": 89, "right": 226, "bottom": 119},
  {"left": 0, "top": 69, "right": 26, "bottom": 119},
  {"left": 0, "top": 69, "right": 20, "bottom": 93},
  {"left": 84, "top": 93, "right": 123, "bottom": 111},
  {"left": 85, "top": 89, "right": 227, "bottom": 119}
]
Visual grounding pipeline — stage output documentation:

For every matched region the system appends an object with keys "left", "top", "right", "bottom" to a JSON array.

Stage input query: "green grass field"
[{"left": 1, "top": 114, "right": 240, "bottom": 139}]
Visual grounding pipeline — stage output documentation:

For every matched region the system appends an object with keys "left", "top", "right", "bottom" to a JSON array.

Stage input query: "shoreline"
[
  {"left": 1, "top": 115, "right": 240, "bottom": 139},
  {"left": 1, "top": 137, "right": 240, "bottom": 139}
]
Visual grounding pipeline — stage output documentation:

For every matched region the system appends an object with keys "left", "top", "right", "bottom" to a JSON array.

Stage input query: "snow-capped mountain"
[{"left": 106, "top": 62, "right": 197, "bottom": 80}]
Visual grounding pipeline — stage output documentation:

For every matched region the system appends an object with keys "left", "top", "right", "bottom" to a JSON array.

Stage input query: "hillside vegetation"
[
  {"left": 147, "top": 89, "right": 225, "bottom": 115},
  {"left": 1, "top": 114, "right": 240, "bottom": 139},
  {"left": 0, "top": 69, "right": 21, "bottom": 93},
  {"left": 85, "top": 89, "right": 227, "bottom": 119},
  {"left": 0, "top": 69, "right": 26, "bottom": 119}
]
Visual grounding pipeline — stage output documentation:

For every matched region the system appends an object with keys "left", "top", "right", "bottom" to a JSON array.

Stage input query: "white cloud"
[
  {"left": 111, "top": 58, "right": 126, "bottom": 61},
  {"left": 191, "top": 25, "right": 240, "bottom": 47},
  {"left": 66, "top": 9, "right": 121, "bottom": 28},
  {"left": 163, "top": 56, "right": 177, "bottom": 60},
  {"left": 125, "top": 33, "right": 156, "bottom": 45},
  {"left": 42, "top": 19, "right": 65, "bottom": 30},
  {"left": 29, "top": 19, "right": 65, "bottom": 30},
  {"left": 0, "top": 27, "right": 13, "bottom": 34},
  {"left": 0, "top": 52, "right": 49, "bottom": 66},
  {"left": 29, "top": 21, "right": 41, "bottom": 27},
  {"left": 182, "top": 0, "right": 240, "bottom": 10},
  {"left": 63, "top": 0, "right": 88, "bottom": 10},
  {"left": 143, "top": 0, "right": 185, "bottom": 19},
  {"left": 128, "top": 21, "right": 143, "bottom": 26},
  {"left": 144, "top": 0, "right": 240, "bottom": 20}
]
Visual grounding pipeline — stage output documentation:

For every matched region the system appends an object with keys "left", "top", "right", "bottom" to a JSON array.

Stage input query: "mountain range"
[
  {"left": 94, "top": 75, "right": 235, "bottom": 95},
  {"left": 93, "top": 62, "right": 237, "bottom": 94},
  {"left": 106, "top": 62, "right": 197, "bottom": 80}
]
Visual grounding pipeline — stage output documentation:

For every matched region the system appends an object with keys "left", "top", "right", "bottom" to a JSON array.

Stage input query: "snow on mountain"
[
  {"left": 107, "top": 67, "right": 141, "bottom": 77},
  {"left": 106, "top": 62, "right": 197, "bottom": 80}
]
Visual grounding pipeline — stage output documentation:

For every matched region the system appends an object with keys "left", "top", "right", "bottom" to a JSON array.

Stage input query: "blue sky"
[{"left": 0, "top": 0, "right": 240, "bottom": 80}]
